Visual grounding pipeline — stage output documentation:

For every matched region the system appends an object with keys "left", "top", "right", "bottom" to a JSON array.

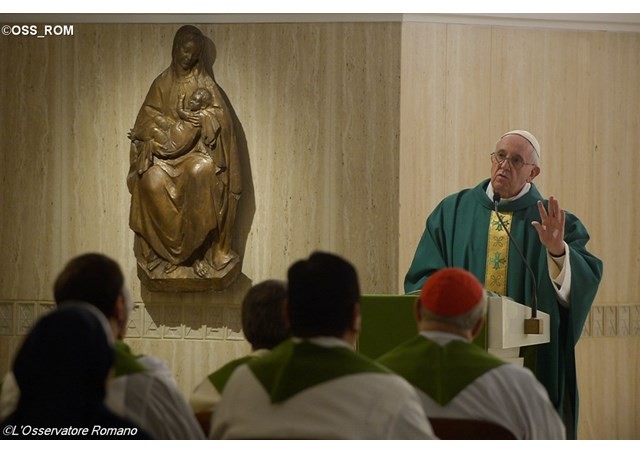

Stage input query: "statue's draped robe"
[{"left": 127, "top": 64, "right": 240, "bottom": 266}]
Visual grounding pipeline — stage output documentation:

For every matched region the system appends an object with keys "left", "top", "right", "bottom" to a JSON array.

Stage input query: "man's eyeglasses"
[{"left": 490, "top": 151, "right": 536, "bottom": 170}]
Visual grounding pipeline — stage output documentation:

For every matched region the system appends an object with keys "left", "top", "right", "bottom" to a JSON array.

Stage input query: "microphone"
[{"left": 492, "top": 193, "right": 543, "bottom": 334}]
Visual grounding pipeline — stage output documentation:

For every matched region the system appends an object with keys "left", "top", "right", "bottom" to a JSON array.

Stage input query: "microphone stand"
[{"left": 493, "top": 193, "right": 543, "bottom": 335}]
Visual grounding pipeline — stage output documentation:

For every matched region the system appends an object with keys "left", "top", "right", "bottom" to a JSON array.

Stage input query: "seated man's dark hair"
[
  {"left": 53, "top": 253, "right": 124, "bottom": 319},
  {"left": 242, "top": 279, "right": 290, "bottom": 350},
  {"left": 287, "top": 251, "right": 360, "bottom": 338}
]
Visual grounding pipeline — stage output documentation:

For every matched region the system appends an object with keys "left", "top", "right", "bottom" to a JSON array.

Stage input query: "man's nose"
[{"left": 498, "top": 158, "right": 511, "bottom": 169}]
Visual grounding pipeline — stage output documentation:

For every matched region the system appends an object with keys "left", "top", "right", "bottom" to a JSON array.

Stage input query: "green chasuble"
[
  {"left": 404, "top": 179, "right": 603, "bottom": 439},
  {"left": 249, "top": 339, "right": 389, "bottom": 404},
  {"left": 377, "top": 335, "right": 505, "bottom": 405},
  {"left": 114, "top": 340, "right": 147, "bottom": 376},
  {"left": 208, "top": 356, "right": 254, "bottom": 393}
]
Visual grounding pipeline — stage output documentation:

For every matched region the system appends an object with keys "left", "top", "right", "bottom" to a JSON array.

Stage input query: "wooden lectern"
[{"left": 357, "top": 293, "right": 550, "bottom": 365}]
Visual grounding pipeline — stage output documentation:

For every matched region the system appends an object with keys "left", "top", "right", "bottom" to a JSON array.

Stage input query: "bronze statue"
[{"left": 127, "top": 25, "right": 242, "bottom": 291}]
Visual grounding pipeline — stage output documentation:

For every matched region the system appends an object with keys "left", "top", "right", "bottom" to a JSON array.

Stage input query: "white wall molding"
[
  {"left": 0, "top": 13, "right": 402, "bottom": 24},
  {"left": 2, "top": 13, "right": 640, "bottom": 32},
  {"left": 403, "top": 13, "right": 640, "bottom": 33}
]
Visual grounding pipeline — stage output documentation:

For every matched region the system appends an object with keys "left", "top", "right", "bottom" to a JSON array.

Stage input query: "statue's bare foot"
[
  {"left": 147, "top": 256, "right": 162, "bottom": 272},
  {"left": 164, "top": 262, "right": 178, "bottom": 274},
  {"left": 193, "top": 260, "right": 209, "bottom": 278}
]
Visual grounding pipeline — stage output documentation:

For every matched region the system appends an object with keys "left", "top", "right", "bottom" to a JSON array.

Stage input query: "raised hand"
[{"left": 531, "top": 196, "right": 566, "bottom": 256}]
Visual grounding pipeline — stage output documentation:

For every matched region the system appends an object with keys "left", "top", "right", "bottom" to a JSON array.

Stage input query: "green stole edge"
[
  {"left": 114, "top": 340, "right": 147, "bottom": 376},
  {"left": 249, "top": 339, "right": 390, "bottom": 404},
  {"left": 207, "top": 355, "right": 254, "bottom": 393},
  {"left": 377, "top": 335, "right": 505, "bottom": 405}
]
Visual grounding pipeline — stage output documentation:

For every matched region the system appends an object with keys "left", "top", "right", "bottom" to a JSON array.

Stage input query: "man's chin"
[
  {"left": 492, "top": 183, "right": 512, "bottom": 197},
  {"left": 492, "top": 177, "right": 510, "bottom": 189}
]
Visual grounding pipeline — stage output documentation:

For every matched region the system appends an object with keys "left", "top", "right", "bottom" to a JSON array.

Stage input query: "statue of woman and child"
[{"left": 127, "top": 25, "right": 242, "bottom": 291}]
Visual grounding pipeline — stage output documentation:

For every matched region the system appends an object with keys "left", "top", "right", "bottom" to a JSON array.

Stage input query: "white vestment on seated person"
[
  {"left": 210, "top": 337, "right": 436, "bottom": 440},
  {"left": 106, "top": 365, "right": 204, "bottom": 439},
  {"left": 189, "top": 348, "right": 269, "bottom": 415},
  {"left": 382, "top": 331, "right": 566, "bottom": 440}
]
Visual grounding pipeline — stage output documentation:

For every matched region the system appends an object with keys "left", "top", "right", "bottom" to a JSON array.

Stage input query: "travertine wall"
[
  {"left": 1, "top": 18, "right": 639, "bottom": 439},
  {"left": 0, "top": 21, "right": 402, "bottom": 409}
]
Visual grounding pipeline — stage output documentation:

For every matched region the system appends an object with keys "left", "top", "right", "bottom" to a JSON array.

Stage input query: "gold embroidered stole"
[
  {"left": 474, "top": 210, "right": 513, "bottom": 350},
  {"left": 484, "top": 211, "right": 513, "bottom": 296},
  {"left": 485, "top": 210, "right": 513, "bottom": 295}
]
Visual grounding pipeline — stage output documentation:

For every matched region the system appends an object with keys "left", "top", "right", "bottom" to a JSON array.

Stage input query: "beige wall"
[
  {"left": 1, "top": 18, "right": 639, "bottom": 439},
  {"left": 0, "top": 21, "right": 402, "bottom": 410}
]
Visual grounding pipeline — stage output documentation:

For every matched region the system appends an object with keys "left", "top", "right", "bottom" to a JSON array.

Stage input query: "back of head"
[
  {"left": 53, "top": 253, "right": 124, "bottom": 319},
  {"left": 242, "top": 279, "right": 290, "bottom": 350},
  {"left": 420, "top": 268, "right": 487, "bottom": 331},
  {"left": 287, "top": 251, "right": 360, "bottom": 338},
  {"left": 13, "top": 305, "right": 114, "bottom": 408}
]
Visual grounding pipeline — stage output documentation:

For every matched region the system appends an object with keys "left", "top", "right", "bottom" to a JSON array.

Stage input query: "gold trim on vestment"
[{"left": 485, "top": 210, "right": 513, "bottom": 295}]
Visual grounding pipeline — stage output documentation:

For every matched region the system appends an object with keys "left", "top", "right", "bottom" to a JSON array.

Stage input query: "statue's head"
[
  {"left": 188, "top": 87, "right": 214, "bottom": 111},
  {"left": 172, "top": 25, "right": 205, "bottom": 72}
]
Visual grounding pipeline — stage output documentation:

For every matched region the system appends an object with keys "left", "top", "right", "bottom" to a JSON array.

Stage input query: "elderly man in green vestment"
[{"left": 404, "top": 130, "right": 603, "bottom": 439}]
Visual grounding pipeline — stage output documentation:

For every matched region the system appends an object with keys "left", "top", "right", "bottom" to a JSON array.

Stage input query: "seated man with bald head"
[{"left": 379, "top": 268, "right": 565, "bottom": 439}]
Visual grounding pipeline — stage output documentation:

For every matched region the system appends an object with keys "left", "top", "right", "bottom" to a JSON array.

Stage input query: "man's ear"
[
  {"left": 528, "top": 165, "right": 541, "bottom": 182},
  {"left": 470, "top": 316, "right": 485, "bottom": 339},
  {"left": 352, "top": 303, "right": 362, "bottom": 334}
]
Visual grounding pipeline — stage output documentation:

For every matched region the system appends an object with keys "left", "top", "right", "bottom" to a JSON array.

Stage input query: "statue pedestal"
[{"left": 137, "top": 254, "right": 241, "bottom": 292}]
